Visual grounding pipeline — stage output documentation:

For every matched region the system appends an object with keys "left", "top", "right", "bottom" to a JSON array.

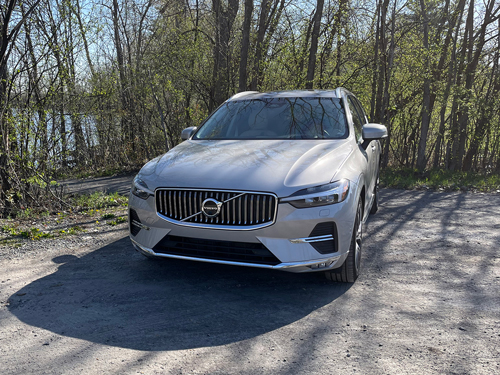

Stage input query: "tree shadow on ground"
[{"left": 8, "top": 237, "right": 350, "bottom": 351}]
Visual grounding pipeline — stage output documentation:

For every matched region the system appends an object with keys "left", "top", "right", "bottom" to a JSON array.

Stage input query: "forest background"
[{"left": 1, "top": 0, "right": 499, "bottom": 216}]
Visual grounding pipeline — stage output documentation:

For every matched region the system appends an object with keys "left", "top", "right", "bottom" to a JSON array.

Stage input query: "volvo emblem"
[{"left": 201, "top": 198, "right": 223, "bottom": 218}]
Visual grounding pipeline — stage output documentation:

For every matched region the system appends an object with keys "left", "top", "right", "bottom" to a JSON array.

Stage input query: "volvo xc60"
[{"left": 129, "top": 88, "right": 387, "bottom": 282}]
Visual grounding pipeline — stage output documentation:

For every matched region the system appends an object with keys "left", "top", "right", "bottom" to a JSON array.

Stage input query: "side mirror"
[
  {"left": 181, "top": 126, "right": 197, "bottom": 141},
  {"left": 362, "top": 123, "right": 388, "bottom": 140},
  {"left": 361, "top": 124, "right": 387, "bottom": 150}
]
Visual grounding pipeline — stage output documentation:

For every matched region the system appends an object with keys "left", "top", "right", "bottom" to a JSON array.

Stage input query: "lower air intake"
[
  {"left": 309, "top": 222, "right": 338, "bottom": 254},
  {"left": 153, "top": 235, "right": 280, "bottom": 266},
  {"left": 129, "top": 209, "right": 142, "bottom": 236}
]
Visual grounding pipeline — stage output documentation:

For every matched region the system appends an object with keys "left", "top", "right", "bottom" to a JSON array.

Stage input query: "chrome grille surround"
[{"left": 155, "top": 188, "right": 278, "bottom": 230}]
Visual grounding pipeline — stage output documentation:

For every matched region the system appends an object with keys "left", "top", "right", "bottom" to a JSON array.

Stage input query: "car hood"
[{"left": 140, "top": 140, "right": 352, "bottom": 197}]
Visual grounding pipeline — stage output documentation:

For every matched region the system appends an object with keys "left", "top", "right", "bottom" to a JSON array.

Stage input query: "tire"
[
  {"left": 325, "top": 200, "right": 362, "bottom": 283},
  {"left": 370, "top": 175, "right": 379, "bottom": 214}
]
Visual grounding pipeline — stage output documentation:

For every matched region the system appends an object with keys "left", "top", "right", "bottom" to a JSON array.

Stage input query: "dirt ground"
[{"left": 0, "top": 188, "right": 499, "bottom": 374}]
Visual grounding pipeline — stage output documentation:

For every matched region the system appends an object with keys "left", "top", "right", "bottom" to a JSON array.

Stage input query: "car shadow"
[{"left": 8, "top": 237, "right": 350, "bottom": 351}]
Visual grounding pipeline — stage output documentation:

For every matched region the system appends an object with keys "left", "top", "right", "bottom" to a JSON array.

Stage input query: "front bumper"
[
  {"left": 128, "top": 187, "right": 358, "bottom": 273},
  {"left": 131, "top": 238, "right": 343, "bottom": 273}
]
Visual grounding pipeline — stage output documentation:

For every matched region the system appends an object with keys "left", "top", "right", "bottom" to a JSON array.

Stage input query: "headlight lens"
[
  {"left": 282, "top": 179, "right": 350, "bottom": 208},
  {"left": 131, "top": 176, "right": 153, "bottom": 200}
]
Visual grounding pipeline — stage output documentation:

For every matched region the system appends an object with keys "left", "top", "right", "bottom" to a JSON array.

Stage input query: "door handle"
[{"left": 371, "top": 145, "right": 376, "bottom": 152}]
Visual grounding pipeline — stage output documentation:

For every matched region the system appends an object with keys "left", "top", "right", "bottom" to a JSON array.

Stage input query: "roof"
[{"left": 229, "top": 88, "right": 348, "bottom": 101}]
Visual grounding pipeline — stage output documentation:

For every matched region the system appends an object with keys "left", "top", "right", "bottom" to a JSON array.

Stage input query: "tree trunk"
[
  {"left": 432, "top": 0, "right": 466, "bottom": 168},
  {"left": 73, "top": 0, "right": 95, "bottom": 77},
  {"left": 263, "top": 0, "right": 286, "bottom": 53},
  {"left": 318, "top": 0, "right": 346, "bottom": 88},
  {"left": 305, "top": 0, "right": 324, "bottom": 89},
  {"left": 381, "top": 0, "right": 397, "bottom": 168},
  {"left": 0, "top": 0, "right": 41, "bottom": 213},
  {"left": 64, "top": 2, "right": 86, "bottom": 166},
  {"left": 462, "top": 16, "right": 500, "bottom": 171},
  {"left": 416, "top": 0, "right": 431, "bottom": 171},
  {"left": 239, "top": 0, "right": 253, "bottom": 92},
  {"left": 250, "top": 0, "right": 270, "bottom": 91},
  {"left": 22, "top": 8, "right": 48, "bottom": 173},
  {"left": 374, "top": 0, "right": 389, "bottom": 123},
  {"left": 448, "top": 1, "right": 471, "bottom": 171},
  {"left": 112, "top": 0, "right": 131, "bottom": 147},
  {"left": 459, "top": 0, "right": 497, "bottom": 170},
  {"left": 297, "top": 10, "right": 315, "bottom": 87},
  {"left": 370, "top": 0, "right": 382, "bottom": 121},
  {"left": 211, "top": 0, "right": 239, "bottom": 108}
]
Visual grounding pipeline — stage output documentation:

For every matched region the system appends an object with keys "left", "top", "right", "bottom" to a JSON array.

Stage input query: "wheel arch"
[{"left": 360, "top": 185, "right": 366, "bottom": 217}]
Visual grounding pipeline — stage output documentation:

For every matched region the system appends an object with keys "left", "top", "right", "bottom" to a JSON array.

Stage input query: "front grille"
[
  {"left": 156, "top": 189, "right": 277, "bottom": 228},
  {"left": 153, "top": 235, "right": 281, "bottom": 265}
]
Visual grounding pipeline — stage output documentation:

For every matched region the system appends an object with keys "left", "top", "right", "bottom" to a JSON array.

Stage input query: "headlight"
[
  {"left": 281, "top": 179, "right": 350, "bottom": 208},
  {"left": 131, "top": 176, "right": 153, "bottom": 200}
]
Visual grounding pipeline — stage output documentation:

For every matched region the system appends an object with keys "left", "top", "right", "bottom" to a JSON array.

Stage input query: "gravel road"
[
  {"left": 61, "top": 174, "right": 136, "bottom": 195},
  {"left": 0, "top": 188, "right": 499, "bottom": 374}
]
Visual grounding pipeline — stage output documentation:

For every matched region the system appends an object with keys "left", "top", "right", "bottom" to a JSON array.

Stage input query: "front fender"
[{"left": 349, "top": 177, "right": 367, "bottom": 220}]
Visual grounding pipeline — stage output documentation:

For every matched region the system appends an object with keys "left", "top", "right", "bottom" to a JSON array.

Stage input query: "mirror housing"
[
  {"left": 361, "top": 124, "right": 387, "bottom": 150},
  {"left": 181, "top": 126, "right": 197, "bottom": 141},
  {"left": 362, "top": 123, "right": 388, "bottom": 141}
]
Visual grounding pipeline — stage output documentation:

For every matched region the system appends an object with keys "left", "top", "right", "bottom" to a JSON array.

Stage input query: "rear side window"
[{"left": 352, "top": 97, "right": 368, "bottom": 124}]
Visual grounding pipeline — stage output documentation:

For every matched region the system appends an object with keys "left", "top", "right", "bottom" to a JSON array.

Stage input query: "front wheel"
[{"left": 325, "top": 200, "right": 362, "bottom": 283}]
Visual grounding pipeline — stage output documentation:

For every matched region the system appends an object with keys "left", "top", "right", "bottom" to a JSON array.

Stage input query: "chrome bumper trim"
[
  {"left": 156, "top": 213, "right": 275, "bottom": 231},
  {"left": 132, "top": 220, "right": 150, "bottom": 231},
  {"left": 130, "top": 238, "right": 341, "bottom": 272},
  {"left": 289, "top": 234, "right": 334, "bottom": 244}
]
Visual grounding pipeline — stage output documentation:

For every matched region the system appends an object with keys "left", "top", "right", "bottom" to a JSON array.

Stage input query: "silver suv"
[{"left": 129, "top": 88, "right": 387, "bottom": 282}]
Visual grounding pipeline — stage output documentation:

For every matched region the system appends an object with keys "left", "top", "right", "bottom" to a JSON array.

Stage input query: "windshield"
[{"left": 193, "top": 98, "right": 348, "bottom": 140}]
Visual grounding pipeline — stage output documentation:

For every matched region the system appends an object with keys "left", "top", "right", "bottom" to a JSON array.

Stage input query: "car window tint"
[
  {"left": 347, "top": 96, "right": 363, "bottom": 141},
  {"left": 194, "top": 98, "right": 348, "bottom": 140}
]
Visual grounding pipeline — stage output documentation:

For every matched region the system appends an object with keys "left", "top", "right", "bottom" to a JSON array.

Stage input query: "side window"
[
  {"left": 347, "top": 96, "right": 363, "bottom": 141},
  {"left": 353, "top": 97, "right": 368, "bottom": 125}
]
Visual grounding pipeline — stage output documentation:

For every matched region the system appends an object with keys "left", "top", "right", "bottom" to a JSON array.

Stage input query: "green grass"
[
  {"left": 1, "top": 191, "right": 129, "bottom": 246},
  {"left": 2, "top": 224, "right": 18, "bottom": 236},
  {"left": 381, "top": 168, "right": 500, "bottom": 192},
  {"left": 107, "top": 216, "right": 127, "bottom": 226},
  {"left": 4, "top": 191, "right": 128, "bottom": 219},
  {"left": 20, "top": 228, "right": 53, "bottom": 240},
  {"left": 15, "top": 209, "right": 51, "bottom": 220},
  {"left": 100, "top": 212, "right": 127, "bottom": 225},
  {"left": 2, "top": 225, "right": 53, "bottom": 240},
  {"left": 0, "top": 238, "right": 22, "bottom": 247},
  {"left": 58, "top": 226, "right": 85, "bottom": 236},
  {"left": 72, "top": 191, "right": 128, "bottom": 210}
]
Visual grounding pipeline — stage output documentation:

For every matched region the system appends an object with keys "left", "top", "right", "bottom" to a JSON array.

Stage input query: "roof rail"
[{"left": 230, "top": 91, "right": 259, "bottom": 100}]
